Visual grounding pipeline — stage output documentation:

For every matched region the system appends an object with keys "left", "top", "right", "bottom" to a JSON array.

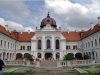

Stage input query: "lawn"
[
  {"left": 3, "top": 66, "right": 35, "bottom": 75},
  {"left": 76, "top": 65, "right": 100, "bottom": 75},
  {"left": 76, "top": 73, "right": 100, "bottom": 75},
  {"left": 3, "top": 72, "right": 25, "bottom": 75}
]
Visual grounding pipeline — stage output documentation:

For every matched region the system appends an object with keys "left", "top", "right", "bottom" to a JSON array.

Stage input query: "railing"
[
  {"left": 57, "top": 60, "right": 100, "bottom": 67},
  {"left": 4, "top": 60, "right": 35, "bottom": 66},
  {"left": 44, "top": 49, "right": 53, "bottom": 51},
  {"left": 4, "top": 60, "right": 100, "bottom": 67}
]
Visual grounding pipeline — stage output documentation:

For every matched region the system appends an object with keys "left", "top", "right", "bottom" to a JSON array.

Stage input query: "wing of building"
[{"left": 0, "top": 13, "right": 100, "bottom": 60}]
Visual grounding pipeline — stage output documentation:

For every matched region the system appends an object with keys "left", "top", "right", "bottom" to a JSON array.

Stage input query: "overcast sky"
[{"left": 0, "top": 0, "right": 100, "bottom": 32}]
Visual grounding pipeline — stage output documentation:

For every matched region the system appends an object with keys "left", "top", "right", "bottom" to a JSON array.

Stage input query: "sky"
[{"left": 0, "top": 0, "right": 100, "bottom": 32}]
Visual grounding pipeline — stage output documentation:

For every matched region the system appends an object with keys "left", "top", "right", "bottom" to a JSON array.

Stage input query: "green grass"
[
  {"left": 76, "top": 73, "right": 100, "bottom": 75},
  {"left": 3, "top": 72, "right": 25, "bottom": 75}
]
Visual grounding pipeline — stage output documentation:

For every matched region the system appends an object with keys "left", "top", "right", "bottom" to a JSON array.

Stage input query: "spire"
[{"left": 47, "top": 12, "right": 50, "bottom": 17}]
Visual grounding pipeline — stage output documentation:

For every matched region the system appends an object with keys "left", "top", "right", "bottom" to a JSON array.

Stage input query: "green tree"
[
  {"left": 24, "top": 53, "right": 32, "bottom": 60},
  {"left": 63, "top": 53, "right": 74, "bottom": 60},
  {"left": 16, "top": 53, "right": 23, "bottom": 60}
]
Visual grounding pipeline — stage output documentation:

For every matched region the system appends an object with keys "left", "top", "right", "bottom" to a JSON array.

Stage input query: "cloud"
[
  {"left": 0, "top": 17, "right": 33, "bottom": 32},
  {"left": 45, "top": 0, "right": 100, "bottom": 31},
  {"left": 0, "top": 0, "right": 37, "bottom": 29}
]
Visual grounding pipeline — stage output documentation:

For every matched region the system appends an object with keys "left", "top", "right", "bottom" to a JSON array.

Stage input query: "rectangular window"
[
  {"left": 1, "top": 40, "right": 2, "bottom": 47},
  {"left": 66, "top": 46, "right": 68, "bottom": 50},
  {"left": 20, "top": 46, "right": 23, "bottom": 50},
  {"left": 8, "top": 42, "right": 9, "bottom": 49},
  {"left": 66, "top": 45, "right": 70, "bottom": 50},
  {"left": 4, "top": 41, "right": 6, "bottom": 47},
  {"left": 27, "top": 46, "right": 31, "bottom": 50},
  {"left": 99, "top": 38, "right": 100, "bottom": 45},
  {"left": 91, "top": 41, "right": 93, "bottom": 47},
  {"left": 11, "top": 43, "right": 12, "bottom": 49},
  {"left": 73, "top": 45, "right": 76, "bottom": 50},
  {"left": 23, "top": 46, "right": 25, "bottom": 50},
  {"left": 86, "top": 43, "right": 87, "bottom": 48},
  {"left": 73, "top": 45, "right": 77, "bottom": 50},
  {"left": 95, "top": 39, "right": 97, "bottom": 46},
  {"left": 88, "top": 42, "right": 90, "bottom": 48}
]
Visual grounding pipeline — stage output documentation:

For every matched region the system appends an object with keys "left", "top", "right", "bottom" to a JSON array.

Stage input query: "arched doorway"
[
  {"left": 75, "top": 53, "right": 82, "bottom": 60},
  {"left": 45, "top": 53, "right": 52, "bottom": 60}
]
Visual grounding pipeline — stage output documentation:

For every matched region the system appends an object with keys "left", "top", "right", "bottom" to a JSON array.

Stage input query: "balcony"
[
  {"left": 66, "top": 49, "right": 81, "bottom": 53},
  {"left": 44, "top": 48, "right": 53, "bottom": 50}
]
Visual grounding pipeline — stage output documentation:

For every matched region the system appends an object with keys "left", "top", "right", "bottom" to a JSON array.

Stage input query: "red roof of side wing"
[
  {"left": 0, "top": 25, "right": 35, "bottom": 42},
  {"left": 62, "top": 32, "right": 81, "bottom": 41},
  {"left": 18, "top": 32, "right": 35, "bottom": 42}
]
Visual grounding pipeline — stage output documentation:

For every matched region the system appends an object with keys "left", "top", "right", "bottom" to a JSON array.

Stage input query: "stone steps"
[
  {"left": 40, "top": 60, "right": 57, "bottom": 68},
  {"left": 33, "top": 68, "right": 76, "bottom": 75},
  {"left": 36, "top": 61, "right": 76, "bottom": 75}
]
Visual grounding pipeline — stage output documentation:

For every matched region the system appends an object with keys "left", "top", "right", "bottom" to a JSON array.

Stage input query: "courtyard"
[{"left": 2, "top": 60, "right": 100, "bottom": 75}]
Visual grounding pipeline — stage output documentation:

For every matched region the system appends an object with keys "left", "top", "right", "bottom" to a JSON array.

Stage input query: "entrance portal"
[{"left": 45, "top": 53, "right": 52, "bottom": 60}]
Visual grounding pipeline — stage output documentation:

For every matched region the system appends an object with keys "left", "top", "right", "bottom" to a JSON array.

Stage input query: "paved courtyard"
[{"left": 4, "top": 66, "right": 77, "bottom": 75}]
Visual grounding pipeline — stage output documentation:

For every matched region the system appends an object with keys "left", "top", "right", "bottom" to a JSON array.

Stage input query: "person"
[{"left": 0, "top": 58, "right": 5, "bottom": 75}]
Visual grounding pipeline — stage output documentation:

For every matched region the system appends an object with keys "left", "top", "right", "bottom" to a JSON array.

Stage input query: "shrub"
[
  {"left": 16, "top": 53, "right": 23, "bottom": 60},
  {"left": 24, "top": 53, "right": 32, "bottom": 60},
  {"left": 63, "top": 53, "right": 74, "bottom": 60}
]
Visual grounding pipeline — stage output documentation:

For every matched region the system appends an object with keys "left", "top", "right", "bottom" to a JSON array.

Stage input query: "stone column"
[
  {"left": 42, "top": 36, "right": 45, "bottom": 50},
  {"left": 42, "top": 52, "right": 44, "bottom": 60},
  {"left": 1, "top": 53, "right": 3, "bottom": 60},
  {"left": 52, "top": 36, "right": 55, "bottom": 51},
  {"left": 60, "top": 52, "right": 63, "bottom": 60},
  {"left": 53, "top": 52, "right": 56, "bottom": 60}
]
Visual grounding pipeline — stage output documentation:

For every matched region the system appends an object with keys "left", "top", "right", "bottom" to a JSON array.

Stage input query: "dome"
[{"left": 40, "top": 12, "right": 57, "bottom": 28}]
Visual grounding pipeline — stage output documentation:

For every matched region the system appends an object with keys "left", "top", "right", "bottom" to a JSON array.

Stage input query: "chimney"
[
  {"left": 28, "top": 30, "right": 30, "bottom": 34},
  {"left": 91, "top": 23, "right": 94, "bottom": 29},
  {"left": 5, "top": 25, "right": 9, "bottom": 31},
  {"left": 67, "top": 29, "right": 70, "bottom": 33},
  {"left": 20, "top": 32, "right": 23, "bottom": 34}
]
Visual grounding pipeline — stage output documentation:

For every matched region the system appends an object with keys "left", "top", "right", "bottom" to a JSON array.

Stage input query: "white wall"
[{"left": 82, "top": 31, "right": 100, "bottom": 60}]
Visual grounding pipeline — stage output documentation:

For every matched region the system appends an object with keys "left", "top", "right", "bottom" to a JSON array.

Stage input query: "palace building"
[{"left": 0, "top": 13, "right": 100, "bottom": 60}]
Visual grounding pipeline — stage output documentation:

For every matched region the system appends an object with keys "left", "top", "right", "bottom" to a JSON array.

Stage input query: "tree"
[
  {"left": 16, "top": 53, "right": 23, "bottom": 60},
  {"left": 63, "top": 53, "right": 74, "bottom": 60},
  {"left": 75, "top": 53, "right": 83, "bottom": 60},
  {"left": 24, "top": 53, "right": 32, "bottom": 60}
]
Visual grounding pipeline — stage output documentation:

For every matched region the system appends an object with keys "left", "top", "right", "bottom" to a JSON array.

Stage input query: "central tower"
[{"left": 40, "top": 12, "right": 57, "bottom": 29}]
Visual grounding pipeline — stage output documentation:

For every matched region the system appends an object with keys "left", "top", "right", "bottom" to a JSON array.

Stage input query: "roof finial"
[{"left": 47, "top": 12, "right": 50, "bottom": 17}]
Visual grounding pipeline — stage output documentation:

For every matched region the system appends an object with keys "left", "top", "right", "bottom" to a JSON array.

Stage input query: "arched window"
[
  {"left": 47, "top": 39, "right": 51, "bottom": 49},
  {"left": 56, "top": 39, "right": 59, "bottom": 49},
  {"left": 37, "top": 40, "right": 41, "bottom": 49}
]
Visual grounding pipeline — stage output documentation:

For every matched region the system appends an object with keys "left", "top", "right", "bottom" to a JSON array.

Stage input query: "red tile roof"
[
  {"left": 1, "top": 24, "right": 100, "bottom": 42},
  {"left": 0, "top": 25, "right": 35, "bottom": 42},
  {"left": 81, "top": 24, "right": 100, "bottom": 39},
  {"left": 18, "top": 32, "right": 35, "bottom": 42},
  {"left": 62, "top": 32, "right": 81, "bottom": 41},
  {"left": 0, "top": 25, "right": 17, "bottom": 40}
]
